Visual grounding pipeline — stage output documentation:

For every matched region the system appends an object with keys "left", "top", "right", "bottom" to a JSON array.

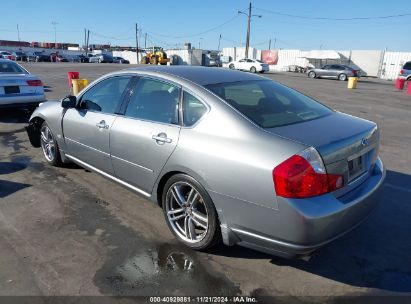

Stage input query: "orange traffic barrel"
[
  {"left": 395, "top": 78, "right": 405, "bottom": 90},
  {"left": 68, "top": 71, "right": 80, "bottom": 88}
]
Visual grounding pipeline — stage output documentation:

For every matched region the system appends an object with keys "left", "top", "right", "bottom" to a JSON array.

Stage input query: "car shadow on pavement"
[
  {"left": 0, "top": 179, "right": 31, "bottom": 198},
  {"left": 211, "top": 170, "right": 411, "bottom": 293},
  {"left": 0, "top": 108, "right": 33, "bottom": 124}
]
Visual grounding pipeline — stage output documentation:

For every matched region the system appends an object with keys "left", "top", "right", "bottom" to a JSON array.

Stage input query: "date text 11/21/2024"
[{"left": 149, "top": 296, "right": 258, "bottom": 303}]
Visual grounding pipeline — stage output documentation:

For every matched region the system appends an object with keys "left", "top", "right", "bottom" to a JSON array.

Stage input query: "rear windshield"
[
  {"left": 206, "top": 80, "right": 332, "bottom": 128},
  {"left": 0, "top": 61, "right": 28, "bottom": 74},
  {"left": 403, "top": 62, "right": 411, "bottom": 70}
]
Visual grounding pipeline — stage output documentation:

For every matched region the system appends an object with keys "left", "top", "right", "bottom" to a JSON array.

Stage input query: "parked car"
[
  {"left": 12, "top": 51, "right": 27, "bottom": 61},
  {"left": 26, "top": 66, "right": 384, "bottom": 258},
  {"left": 208, "top": 57, "right": 221, "bottom": 67},
  {"left": 77, "top": 54, "right": 90, "bottom": 63},
  {"left": 52, "top": 53, "right": 69, "bottom": 62},
  {"left": 228, "top": 58, "right": 269, "bottom": 73},
  {"left": 27, "top": 52, "right": 51, "bottom": 62},
  {"left": 398, "top": 61, "right": 411, "bottom": 80},
  {"left": 0, "top": 51, "right": 15, "bottom": 60},
  {"left": 113, "top": 56, "right": 130, "bottom": 64},
  {"left": 307, "top": 64, "right": 360, "bottom": 81},
  {"left": 0, "top": 59, "right": 45, "bottom": 109},
  {"left": 89, "top": 53, "right": 113, "bottom": 63}
]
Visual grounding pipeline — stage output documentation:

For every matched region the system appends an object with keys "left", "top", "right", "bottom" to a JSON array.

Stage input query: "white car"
[
  {"left": 0, "top": 59, "right": 45, "bottom": 109},
  {"left": 228, "top": 58, "right": 269, "bottom": 73}
]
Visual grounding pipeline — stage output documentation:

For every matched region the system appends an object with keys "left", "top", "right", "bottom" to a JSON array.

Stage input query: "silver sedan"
[
  {"left": 27, "top": 66, "right": 385, "bottom": 258},
  {"left": 0, "top": 59, "right": 45, "bottom": 109},
  {"left": 307, "top": 64, "right": 360, "bottom": 81}
]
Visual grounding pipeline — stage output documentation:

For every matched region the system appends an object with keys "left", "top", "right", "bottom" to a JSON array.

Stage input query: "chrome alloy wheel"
[
  {"left": 40, "top": 124, "right": 56, "bottom": 162},
  {"left": 165, "top": 182, "right": 209, "bottom": 243}
]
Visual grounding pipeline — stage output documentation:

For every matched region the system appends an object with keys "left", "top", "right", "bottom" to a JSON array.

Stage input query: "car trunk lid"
[
  {"left": 266, "top": 112, "right": 379, "bottom": 197},
  {"left": 0, "top": 74, "right": 42, "bottom": 96}
]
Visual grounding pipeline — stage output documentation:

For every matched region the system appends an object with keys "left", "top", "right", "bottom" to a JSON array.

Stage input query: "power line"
[
  {"left": 254, "top": 7, "right": 411, "bottom": 20},
  {"left": 147, "top": 14, "right": 242, "bottom": 39}
]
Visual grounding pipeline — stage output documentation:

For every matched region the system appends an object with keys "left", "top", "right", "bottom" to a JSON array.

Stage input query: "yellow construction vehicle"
[{"left": 140, "top": 46, "right": 170, "bottom": 65}]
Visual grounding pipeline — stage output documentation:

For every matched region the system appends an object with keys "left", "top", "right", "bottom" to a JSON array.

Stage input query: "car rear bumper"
[
  {"left": 0, "top": 94, "right": 46, "bottom": 107},
  {"left": 217, "top": 158, "right": 385, "bottom": 258}
]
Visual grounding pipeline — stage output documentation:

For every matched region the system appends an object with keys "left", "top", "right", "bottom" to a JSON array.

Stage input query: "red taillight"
[
  {"left": 26, "top": 80, "right": 43, "bottom": 86},
  {"left": 273, "top": 147, "right": 343, "bottom": 198},
  {"left": 400, "top": 69, "right": 405, "bottom": 75},
  {"left": 353, "top": 70, "right": 357, "bottom": 76},
  {"left": 7, "top": 55, "right": 13, "bottom": 60}
]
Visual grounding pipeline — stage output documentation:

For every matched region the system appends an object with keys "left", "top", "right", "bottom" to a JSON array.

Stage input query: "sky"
[{"left": 0, "top": 0, "right": 410, "bottom": 51}]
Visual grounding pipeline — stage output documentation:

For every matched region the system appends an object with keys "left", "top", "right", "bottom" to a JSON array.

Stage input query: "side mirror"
[{"left": 61, "top": 95, "right": 77, "bottom": 109}]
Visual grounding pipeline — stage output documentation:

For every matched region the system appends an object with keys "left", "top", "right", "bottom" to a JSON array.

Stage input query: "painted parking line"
[{"left": 384, "top": 183, "right": 411, "bottom": 193}]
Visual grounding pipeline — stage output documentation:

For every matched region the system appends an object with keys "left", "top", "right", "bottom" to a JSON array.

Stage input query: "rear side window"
[
  {"left": 125, "top": 78, "right": 180, "bottom": 124},
  {"left": 206, "top": 80, "right": 332, "bottom": 128},
  {"left": 0, "top": 62, "right": 27, "bottom": 74},
  {"left": 80, "top": 76, "right": 132, "bottom": 114},
  {"left": 182, "top": 92, "right": 207, "bottom": 126},
  {"left": 403, "top": 62, "right": 411, "bottom": 70}
]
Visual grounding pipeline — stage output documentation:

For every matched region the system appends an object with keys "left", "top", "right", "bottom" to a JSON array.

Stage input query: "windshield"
[
  {"left": 206, "top": 80, "right": 333, "bottom": 128},
  {"left": 0, "top": 61, "right": 28, "bottom": 74},
  {"left": 255, "top": 60, "right": 264, "bottom": 63}
]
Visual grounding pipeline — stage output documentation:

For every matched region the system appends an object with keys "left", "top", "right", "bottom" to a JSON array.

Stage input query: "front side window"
[
  {"left": 125, "top": 78, "right": 180, "bottom": 124},
  {"left": 206, "top": 80, "right": 332, "bottom": 128},
  {"left": 79, "top": 76, "right": 132, "bottom": 114},
  {"left": 182, "top": 92, "right": 207, "bottom": 126}
]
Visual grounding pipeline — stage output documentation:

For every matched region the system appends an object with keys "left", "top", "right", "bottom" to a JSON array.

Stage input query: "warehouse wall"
[{"left": 380, "top": 51, "right": 411, "bottom": 80}]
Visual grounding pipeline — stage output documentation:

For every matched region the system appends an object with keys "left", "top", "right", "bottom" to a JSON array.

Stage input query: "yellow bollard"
[
  {"left": 72, "top": 79, "right": 89, "bottom": 95},
  {"left": 347, "top": 77, "right": 358, "bottom": 89}
]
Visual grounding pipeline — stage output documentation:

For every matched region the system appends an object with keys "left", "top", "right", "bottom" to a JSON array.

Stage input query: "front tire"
[
  {"left": 250, "top": 66, "right": 257, "bottom": 73},
  {"left": 229, "top": 63, "right": 235, "bottom": 69},
  {"left": 162, "top": 174, "right": 220, "bottom": 250},
  {"left": 308, "top": 71, "right": 316, "bottom": 78},
  {"left": 40, "top": 122, "right": 62, "bottom": 166}
]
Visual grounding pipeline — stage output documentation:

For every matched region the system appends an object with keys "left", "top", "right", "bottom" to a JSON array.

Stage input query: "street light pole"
[
  {"left": 51, "top": 21, "right": 58, "bottom": 49},
  {"left": 238, "top": 2, "right": 261, "bottom": 59}
]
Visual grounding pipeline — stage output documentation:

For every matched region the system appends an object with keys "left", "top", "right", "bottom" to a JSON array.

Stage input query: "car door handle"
[
  {"left": 152, "top": 133, "right": 172, "bottom": 144},
  {"left": 96, "top": 120, "right": 109, "bottom": 129}
]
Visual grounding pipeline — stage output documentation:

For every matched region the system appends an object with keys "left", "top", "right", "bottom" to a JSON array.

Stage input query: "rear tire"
[
  {"left": 339, "top": 73, "right": 348, "bottom": 81},
  {"left": 40, "top": 122, "right": 62, "bottom": 167},
  {"left": 250, "top": 66, "right": 257, "bottom": 73},
  {"left": 229, "top": 63, "right": 235, "bottom": 69},
  {"left": 162, "top": 174, "right": 221, "bottom": 251}
]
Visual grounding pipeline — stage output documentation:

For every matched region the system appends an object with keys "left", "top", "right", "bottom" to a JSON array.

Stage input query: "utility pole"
[
  {"left": 17, "top": 24, "right": 20, "bottom": 42},
  {"left": 238, "top": 2, "right": 261, "bottom": 58},
  {"left": 245, "top": 2, "right": 251, "bottom": 58},
  {"left": 217, "top": 34, "right": 221, "bottom": 52},
  {"left": 135, "top": 23, "right": 139, "bottom": 64},
  {"left": 86, "top": 29, "right": 90, "bottom": 56},
  {"left": 144, "top": 32, "right": 147, "bottom": 48},
  {"left": 51, "top": 21, "right": 58, "bottom": 48},
  {"left": 268, "top": 38, "right": 271, "bottom": 50},
  {"left": 84, "top": 28, "right": 87, "bottom": 51}
]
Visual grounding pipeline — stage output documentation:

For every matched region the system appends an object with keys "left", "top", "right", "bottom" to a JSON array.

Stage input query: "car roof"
[
  {"left": 125, "top": 66, "right": 265, "bottom": 85},
  {"left": 0, "top": 58, "right": 17, "bottom": 63}
]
